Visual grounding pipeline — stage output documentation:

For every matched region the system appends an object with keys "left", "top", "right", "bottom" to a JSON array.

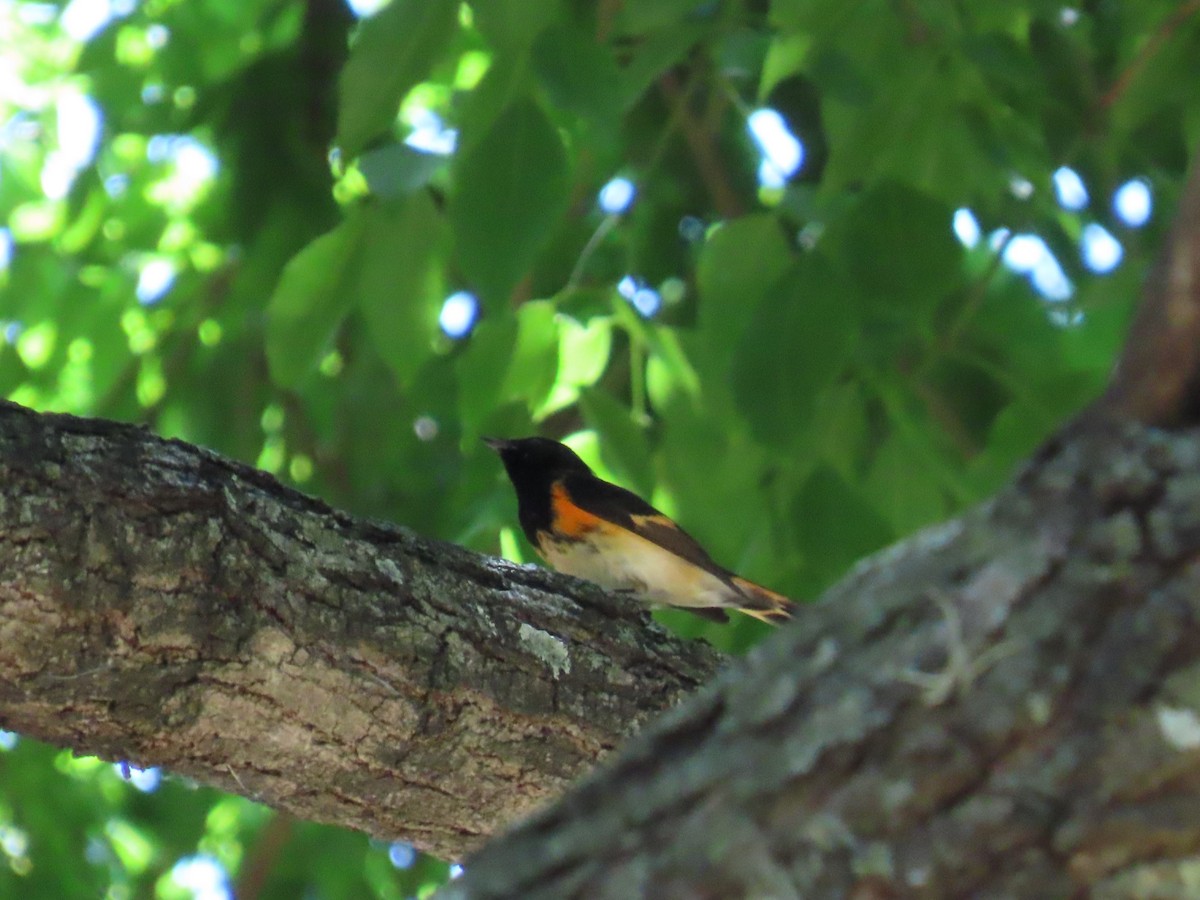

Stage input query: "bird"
[{"left": 485, "top": 436, "right": 794, "bottom": 624}]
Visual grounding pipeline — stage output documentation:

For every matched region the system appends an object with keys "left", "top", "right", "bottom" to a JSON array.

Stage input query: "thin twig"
[
  {"left": 1100, "top": 0, "right": 1200, "bottom": 109},
  {"left": 658, "top": 70, "right": 746, "bottom": 219},
  {"left": 234, "top": 812, "right": 297, "bottom": 900}
]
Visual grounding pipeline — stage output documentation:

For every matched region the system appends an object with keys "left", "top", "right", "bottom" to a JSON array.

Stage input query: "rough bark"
[
  {"left": 439, "top": 149, "right": 1200, "bottom": 897},
  {"left": 0, "top": 401, "right": 719, "bottom": 861}
]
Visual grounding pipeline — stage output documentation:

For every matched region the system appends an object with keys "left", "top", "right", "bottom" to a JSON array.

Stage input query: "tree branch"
[
  {"left": 1099, "top": 146, "right": 1200, "bottom": 425},
  {"left": 659, "top": 70, "right": 747, "bottom": 220},
  {"left": 0, "top": 401, "right": 720, "bottom": 861}
]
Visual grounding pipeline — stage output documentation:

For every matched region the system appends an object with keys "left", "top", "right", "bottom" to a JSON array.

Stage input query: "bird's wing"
[
  {"left": 559, "top": 472, "right": 734, "bottom": 584},
  {"left": 559, "top": 473, "right": 795, "bottom": 623}
]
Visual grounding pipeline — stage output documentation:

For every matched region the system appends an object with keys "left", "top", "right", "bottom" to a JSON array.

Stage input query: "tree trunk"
[{"left": 0, "top": 402, "right": 719, "bottom": 861}]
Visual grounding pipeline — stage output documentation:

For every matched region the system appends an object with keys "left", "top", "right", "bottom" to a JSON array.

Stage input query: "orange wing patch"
[{"left": 550, "top": 481, "right": 605, "bottom": 539}]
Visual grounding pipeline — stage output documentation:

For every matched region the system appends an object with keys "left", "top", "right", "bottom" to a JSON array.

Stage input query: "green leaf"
[
  {"left": 731, "top": 255, "right": 857, "bottom": 447},
  {"left": 537, "top": 313, "right": 613, "bottom": 416},
  {"left": 356, "top": 194, "right": 446, "bottom": 387},
  {"left": 1029, "top": 18, "right": 1091, "bottom": 131},
  {"left": 472, "top": 0, "right": 560, "bottom": 51},
  {"left": 556, "top": 314, "right": 612, "bottom": 389},
  {"left": 618, "top": 0, "right": 714, "bottom": 33},
  {"left": 817, "top": 37, "right": 989, "bottom": 200},
  {"left": 454, "top": 302, "right": 562, "bottom": 438},
  {"left": 1064, "top": 271, "right": 1141, "bottom": 379},
  {"left": 450, "top": 98, "right": 570, "bottom": 309},
  {"left": 805, "top": 382, "right": 867, "bottom": 483},
  {"left": 656, "top": 409, "right": 764, "bottom": 566},
  {"left": 454, "top": 51, "right": 533, "bottom": 156},
  {"left": 695, "top": 214, "right": 793, "bottom": 371},
  {"left": 826, "top": 182, "right": 963, "bottom": 317},
  {"left": 265, "top": 215, "right": 363, "bottom": 388},
  {"left": 357, "top": 144, "right": 447, "bottom": 199},
  {"left": 964, "top": 32, "right": 1042, "bottom": 109},
  {"left": 336, "top": 0, "right": 459, "bottom": 159},
  {"left": 579, "top": 388, "right": 654, "bottom": 497},
  {"left": 970, "top": 399, "right": 1063, "bottom": 493},
  {"left": 791, "top": 465, "right": 893, "bottom": 592},
  {"left": 865, "top": 433, "right": 949, "bottom": 535},
  {"left": 618, "top": 23, "right": 707, "bottom": 106},
  {"left": 455, "top": 316, "right": 518, "bottom": 438},
  {"left": 645, "top": 325, "right": 703, "bottom": 411},
  {"left": 532, "top": 23, "right": 624, "bottom": 125},
  {"left": 501, "top": 299, "right": 559, "bottom": 409}
]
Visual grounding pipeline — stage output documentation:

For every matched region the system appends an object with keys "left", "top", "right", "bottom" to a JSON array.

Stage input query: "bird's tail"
[{"left": 730, "top": 576, "right": 795, "bottom": 624}]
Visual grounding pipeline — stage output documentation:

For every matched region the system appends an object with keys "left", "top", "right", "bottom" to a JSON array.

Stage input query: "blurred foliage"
[{"left": 2, "top": 0, "right": 1198, "bottom": 895}]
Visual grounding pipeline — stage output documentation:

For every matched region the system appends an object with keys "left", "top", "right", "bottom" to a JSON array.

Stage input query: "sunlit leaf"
[
  {"left": 501, "top": 299, "right": 559, "bottom": 410},
  {"left": 336, "top": 0, "right": 460, "bottom": 159},
  {"left": 556, "top": 315, "right": 612, "bottom": 390},
  {"left": 454, "top": 51, "right": 534, "bottom": 157},
  {"left": 265, "top": 215, "right": 363, "bottom": 388},
  {"left": 357, "top": 193, "right": 446, "bottom": 387},
  {"left": 537, "top": 314, "right": 613, "bottom": 416}
]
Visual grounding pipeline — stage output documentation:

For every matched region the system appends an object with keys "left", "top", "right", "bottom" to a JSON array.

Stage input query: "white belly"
[{"left": 540, "top": 528, "right": 734, "bottom": 609}]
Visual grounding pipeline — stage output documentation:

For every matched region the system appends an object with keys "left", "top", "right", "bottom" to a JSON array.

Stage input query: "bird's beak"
[{"left": 482, "top": 436, "right": 507, "bottom": 452}]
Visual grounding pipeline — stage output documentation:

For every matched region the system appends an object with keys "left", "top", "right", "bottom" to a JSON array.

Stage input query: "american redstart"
[{"left": 485, "top": 436, "right": 794, "bottom": 624}]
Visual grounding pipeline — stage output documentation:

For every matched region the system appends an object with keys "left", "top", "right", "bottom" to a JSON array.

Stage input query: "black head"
[{"left": 484, "top": 437, "right": 593, "bottom": 495}]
